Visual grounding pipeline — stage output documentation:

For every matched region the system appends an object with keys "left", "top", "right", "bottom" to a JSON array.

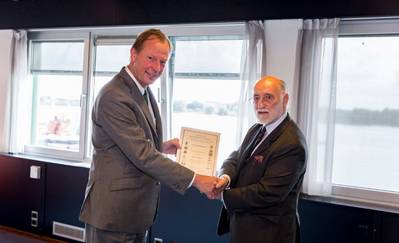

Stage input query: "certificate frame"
[{"left": 176, "top": 127, "right": 220, "bottom": 176}]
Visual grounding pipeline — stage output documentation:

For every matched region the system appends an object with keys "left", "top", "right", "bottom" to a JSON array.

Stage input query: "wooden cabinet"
[
  {"left": 0, "top": 155, "right": 46, "bottom": 232},
  {"left": 43, "top": 163, "right": 88, "bottom": 235},
  {"left": 299, "top": 199, "right": 377, "bottom": 243},
  {"left": 0, "top": 154, "right": 88, "bottom": 242},
  {"left": 2, "top": 153, "right": 399, "bottom": 243}
]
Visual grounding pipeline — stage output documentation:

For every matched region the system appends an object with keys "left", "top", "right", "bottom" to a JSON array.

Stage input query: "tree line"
[{"left": 336, "top": 108, "right": 399, "bottom": 127}]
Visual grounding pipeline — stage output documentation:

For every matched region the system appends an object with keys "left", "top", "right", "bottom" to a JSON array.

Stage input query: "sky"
[{"left": 336, "top": 36, "right": 399, "bottom": 110}]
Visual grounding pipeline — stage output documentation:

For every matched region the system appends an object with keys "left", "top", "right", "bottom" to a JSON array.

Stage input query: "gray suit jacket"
[
  {"left": 79, "top": 68, "right": 194, "bottom": 233},
  {"left": 217, "top": 115, "right": 307, "bottom": 243}
]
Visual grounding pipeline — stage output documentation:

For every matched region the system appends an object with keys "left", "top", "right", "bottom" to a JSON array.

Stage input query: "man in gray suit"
[
  {"left": 212, "top": 76, "right": 307, "bottom": 243},
  {"left": 80, "top": 29, "right": 218, "bottom": 243}
]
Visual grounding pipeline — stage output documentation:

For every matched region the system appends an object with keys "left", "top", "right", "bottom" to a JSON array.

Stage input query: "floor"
[{"left": 0, "top": 226, "right": 67, "bottom": 243}]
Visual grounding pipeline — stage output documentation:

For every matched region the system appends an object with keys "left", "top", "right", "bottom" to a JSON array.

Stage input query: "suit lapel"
[
  {"left": 119, "top": 68, "right": 161, "bottom": 145},
  {"left": 237, "top": 124, "right": 263, "bottom": 171},
  {"left": 139, "top": 94, "right": 157, "bottom": 134},
  {"left": 147, "top": 88, "right": 163, "bottom": 143},
  {"left": 251, "top": 115, "right": 291, "bottom": 157},
  {"left": 241, "top": 124, "right": 262, "bottom": 159},
  {"left": 138, "top": 89, "right": 161, "bottom": 147}
]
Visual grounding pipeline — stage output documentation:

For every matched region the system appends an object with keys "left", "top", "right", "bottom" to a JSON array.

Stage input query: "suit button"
[{"left": 156, "top": 182, "right": 160, "bottom": 186}]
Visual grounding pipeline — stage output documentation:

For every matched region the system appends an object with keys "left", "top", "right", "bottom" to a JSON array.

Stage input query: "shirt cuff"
[
  {"left": 220, "top": 174, "right": 231, "bottom": 188},
  {"left": 187, "top": 173, "right": 196, "bottom": 189},
  {"left": 219, "top": 174, "right": 230, "bottom": 208},
  {"left": 221, "top": 190, "right": 228, "bottom": 209}
]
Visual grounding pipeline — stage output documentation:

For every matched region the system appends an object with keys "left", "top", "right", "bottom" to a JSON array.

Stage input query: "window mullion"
[{"left": 81, "top": 32, "right": 93, "bottom": 160}]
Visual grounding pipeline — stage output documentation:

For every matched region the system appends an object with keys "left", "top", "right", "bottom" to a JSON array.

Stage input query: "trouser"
[{"left": 85, "top": 224, "right": 147, "bottom": 243}]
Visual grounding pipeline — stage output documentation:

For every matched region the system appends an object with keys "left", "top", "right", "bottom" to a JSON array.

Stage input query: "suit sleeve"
[
  {"left": 95, "top": 90, "right": 194, "bottom": 194},
  {"left": 223, "top": 143, "right": 306, "bottom": 212},
  {"left": 218, "top": 124, "right": 260, "bottom": 178},
  {"left": 218, "top": 150, "right": 239, "bottom": 178}
]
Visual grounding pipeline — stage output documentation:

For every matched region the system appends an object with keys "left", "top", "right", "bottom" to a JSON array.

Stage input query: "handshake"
[{"left": 192, "top": 174, "right": 229, "bottom": 200}]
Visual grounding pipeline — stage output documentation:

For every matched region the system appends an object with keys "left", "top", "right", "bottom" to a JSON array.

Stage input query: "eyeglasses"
[{"left": 249, "top": 94, "right": 275, "bottom": 104}]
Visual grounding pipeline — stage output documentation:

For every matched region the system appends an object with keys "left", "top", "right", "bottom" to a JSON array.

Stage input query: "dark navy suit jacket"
[{"left": 217, "top": 115, "right": 307, "bottom": 243}]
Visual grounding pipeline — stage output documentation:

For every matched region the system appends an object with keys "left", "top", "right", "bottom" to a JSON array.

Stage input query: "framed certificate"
[{"left": 176, "top": 127, "right": 220, "bottom": 176}]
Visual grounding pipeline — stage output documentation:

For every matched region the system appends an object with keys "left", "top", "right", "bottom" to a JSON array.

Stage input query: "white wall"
[
  {"left": 0, "top": 30, "right": 13, "bottom": 151},
  {"left": 264, "top": 19, "right": 303, "bottom": 121}
]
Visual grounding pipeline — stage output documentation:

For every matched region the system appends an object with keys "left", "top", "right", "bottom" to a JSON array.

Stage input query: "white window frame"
[
  {"left": 24, "top": 23, "right": 245, "bottom": 162},
  {"left": 91, "top": 23, "right": 245, "bottom": 140},
  {"left": 332, "top": 18, "right": 399, "bottom": 207},
  {"left": 25, "top": 30, "right": 91, "bottom": 161}
]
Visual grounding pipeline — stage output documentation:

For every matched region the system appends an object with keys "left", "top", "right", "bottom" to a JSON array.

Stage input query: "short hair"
[
  {"left": 278, "top": 78, "right": 287, "bottom": 93},
  {"left": 132, "top": 28, "right": 172, "bottom": 53}
]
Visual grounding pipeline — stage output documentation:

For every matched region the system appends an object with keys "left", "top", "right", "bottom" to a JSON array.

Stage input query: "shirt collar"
[
  {"left": 264, "top": 111, "right": 288, "bottom": 135},
  {"left": 125, "top": 66, "right": 145, "bottom": 95}
]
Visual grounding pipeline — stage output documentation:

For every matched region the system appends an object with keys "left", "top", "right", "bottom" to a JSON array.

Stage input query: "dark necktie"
[
  {"left": 143, "top": 89, "right": 149, "bottom": 105},
  {"left": 251, "top": 126, "right": 266, "bottom": 152}
]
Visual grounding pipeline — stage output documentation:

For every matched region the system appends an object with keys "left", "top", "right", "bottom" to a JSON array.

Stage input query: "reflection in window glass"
[
  {"left": 334, "top": 36, "right": 399, "bottom": 192},
  {"left": 172, "top": 38, "right": 243, "bottom": 168},
  {"left": 31, "top": 75, "right": 82, "bottom": 151},
  {"left": 30, "top": 41, "right": 84, "bottom": 152}
]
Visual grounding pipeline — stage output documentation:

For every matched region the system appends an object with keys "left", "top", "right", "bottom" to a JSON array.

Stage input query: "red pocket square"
[{"left": 253, "top": 155, "right": 264, "bottom": 164}]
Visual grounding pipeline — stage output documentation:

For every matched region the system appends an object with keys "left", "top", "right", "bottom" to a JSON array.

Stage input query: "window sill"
[
  {"left": 300, "top": 193, "right": 399, "bottom": 214},
  {"left": 0, "top": 152, "right": 91, "bottom": 168}
]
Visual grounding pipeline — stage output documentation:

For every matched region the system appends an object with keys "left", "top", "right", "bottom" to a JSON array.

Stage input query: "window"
[
  {"left": 332, "top": 19, "right": 399, "bottom": 204},
  {"left": 24, "top": 24, "right": 245, "bottom": 165},
  {"left": 170, "top": 36, "right": 243, "bottom": 167},
  {"left": 93, "top": 43, "right": 131, "bottom": 95},
  {"left": 26, "top": 37, "right": 89, "bottom": 160}
]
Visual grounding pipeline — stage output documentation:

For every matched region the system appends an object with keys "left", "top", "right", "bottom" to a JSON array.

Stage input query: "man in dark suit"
[
  {"left": 212, "top": 76, "right": 308, "bottom": 243},
  {"left": 79, "top": 29, "right": 218, "bottom": 243}
]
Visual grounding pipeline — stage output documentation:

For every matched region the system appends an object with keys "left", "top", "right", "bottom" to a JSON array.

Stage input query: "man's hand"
[
  {"left": 209, "top": 176, "right": 229, "bottom": 200},
  {"left": 162, "top": 138, "right": 181, "bottom": 155},
  {"left": 192, "top": 174, "right": 219, "bottom": 197}
]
